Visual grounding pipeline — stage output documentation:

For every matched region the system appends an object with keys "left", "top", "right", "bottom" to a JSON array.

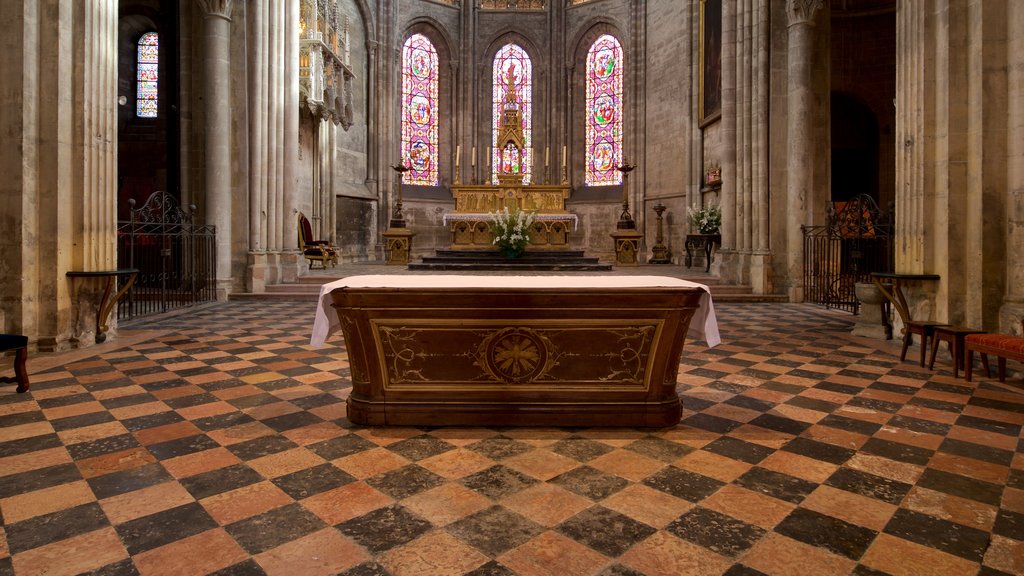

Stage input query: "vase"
[{"left": 502, "top": 246, "right": 524, "bottom": 259}]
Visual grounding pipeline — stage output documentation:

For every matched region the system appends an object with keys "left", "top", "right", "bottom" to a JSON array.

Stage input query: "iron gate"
[
  {"left": 803, "top": 194, "right": 893, "bottom": 314},
  {"left": 117, "top": 191, "right": 217, "bottom": 320}
]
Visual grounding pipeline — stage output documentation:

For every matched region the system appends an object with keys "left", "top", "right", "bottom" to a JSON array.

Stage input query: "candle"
[
  {"left": 562, "top": 145, "right": 566, "bottom": 168},
  {"left": 456, "top": 145, "right": 461, "bottom": 165},
  {"left": 545, "top": 146, "right": 549, "bottom": 167},
  {"left": 471, "top": 147, "right": 476, "bottom": 167}
]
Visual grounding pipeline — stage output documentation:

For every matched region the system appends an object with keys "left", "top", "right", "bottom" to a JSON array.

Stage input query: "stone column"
[
  {"left": 1003, "top": 0, "right": 1024, "bottom": 334},
  {"left": 784, "top": 0, "right": 823, "bottom": 301},
  {"left": 197, "top": 0, "right": 233, "bottom": 299}
]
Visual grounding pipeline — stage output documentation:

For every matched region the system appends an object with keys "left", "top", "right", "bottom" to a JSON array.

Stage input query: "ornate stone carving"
[
  {"left": 195, "top": 0, "right": 232, "bottom": 19},
  {"left": 787, "top": 0, "right": 824, "bottom": 25},
  {"left": 299, "top": 0, "right": 354, "bottom": 128}
]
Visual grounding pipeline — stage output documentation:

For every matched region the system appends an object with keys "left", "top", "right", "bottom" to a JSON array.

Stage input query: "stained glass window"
[
  {"left": 585, "top": 34, "right": 623, "bottom": 186},
  {"left": 492, "top": 44, "right": 532, "bottom": 185},
  {"left": 137, "top": 32, "right": 159, "bottom": 118},
  {"left": 401, "top": 34, "right": 439, "bottom": 186}
]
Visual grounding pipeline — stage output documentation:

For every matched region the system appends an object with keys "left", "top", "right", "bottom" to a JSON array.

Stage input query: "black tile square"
[
  {"left": 818, "top": 417, "right": 876, "bottom": 439},
  {"left": 734, "top": 467, "right": 817, "bottom": 504},
  {"left": 225, "top": 503, "right": 326, "bottom": 554},
  {"left": 597, "top": 566, "right": 648, "bottom": 576},
  {"left": 337, "top": 505, "right": 432, "bottom": 554},
  {"left": 666, "top": 506, "right": 766, "bottom": 558},
  {"left": 193, "top": 411, "right": 255, "bottom": 432},
  {"left": 258, "top": 410, "right": 325, "bottom": 432},
  {"left": 121, "top": 411, "right": 183, "bottom": 432},
  {"left": 386, "top": 435, "right": 457, "bottom": 461},
  {"left": 774, "top": 507, "right": 876, "bottom": 560},
  {"left": 146, "top": 434, "right": 220, "bottom": 461},
  {"left": 550, "top": 438, "right": 615, "bottom": 462},
  {"left": 37, "top": 393, "right": 94, "bottom": 409},
  {"left": 307, "top": 434, "right": 377, "bottom": 460},
  {"left": 915, "top": 468, "right": 1003, "bottom": 507},
  {"left": 116, "top": 502, "right": 219, "bottom": 555},
  {"left": 814, "top": 381, "right": 863, "bottom": 396},
  {"left": 825, "top": 467, "right": 912, "bottom": 505},
  {"left": 290, "top": 393, "right": 341, "bottom": 410},
  {"left": 366, "top": 464, "right": 445, "bottom": 500},
  {"left": 682, "top": 413, "right": 744, "bottom": 434},
  {"left": 5, "top": 502, "right": 110, "bottom": 554},
  {"left": 847, "top": 397, "right": 901, "bottom": 414},
  {"left": 938, "top": 438, "right": 1014, "bottom": 467},
  {"left": 993, "top": 509, "right": 1024, "bottom": 541},
  {"left": 703, "top": 436, "right": 774, "bottom": 465},
  {"left": 0, "top": 433, "right": 62, "bottom": 458},
  {"left": 625, "top": 436, "right": 694, "bottom": 462},
  {"left": 954, "top": 414, "right": 1020, "bottom": 437},
  {"left": 0, "top": 410, "right": 45, "bottom": 428},
  {"left": 271, "top": 463, "right": 355, "bottom": 499},
  {"left": 785, "top": 396, "right": 840, "bottom": 414},
  {"left": 466, "top": 436, "right": 533, "bottom": 460},
  {"left": 551, "top": 465, "right": 629, "bottom": 500},
  {"left": 226, "top": 435, "right": 299, "bottom": 461},
  {"left": 557, "top": 505, "right": 656, "bottom": 556},
  {"left": 464, "top": 561, "right": 517, "bottom": 576},
  {"left": 447, "top": 506, "right": 543, "bottom": 556},
  {"left": 748, "top": 413, "right": 811, "bottom": 435},
  {"left": 781, "top": 436, "right": 854, "bottom": 465},
  {"left": 642, "top": 466, "right": 724, "bottom": 503},
  {"left": 724, "top": 395, "right": 775, "bottom": 412},
  {"left": 49, "top": 411, "right": 116, "bottom": 432},
  {"left": 860, "top": 438, "right": 933, "bottom": 466},
  {"left": 461, "top": 465, "right": 539, "bottom": 500},
  {"left": 180, "top": 463, "right": 264, "bottom": 500},
  {"left": 86, "top": 463, "right": 174, "bottom": 500},
  {"left": 85, "top": 558, "right": 142, "bottom": 576},
  {"left": 163, "top": 393, "right": 219, "bottom": 410},
  {"left": 67, "top": 433, "right": 141, "bottom": 460},
  {"left": 886, "top": 415, "right": 950, "bottom": 436},
  {"left": 883, "top": 508, "right": 990, "bottom": 562}
]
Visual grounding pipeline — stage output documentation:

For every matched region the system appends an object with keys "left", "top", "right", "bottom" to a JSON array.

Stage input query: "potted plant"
[
  {"left": 488, "top": 206, "right": 536, "bottom": 258},
  {"left": 688, "top": 203, "right": 722, "bottom": 235}
]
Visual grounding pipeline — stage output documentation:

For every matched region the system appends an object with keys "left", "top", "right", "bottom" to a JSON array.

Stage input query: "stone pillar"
[
  {"left": 784, "top": 0, "right": 823, "bottom": 302},
  {"left": 197, "top": 0, "right": 233, "bottom": 299},
  {"left": 1002, "top": 0, "right": 1024, "bottom": 334}
]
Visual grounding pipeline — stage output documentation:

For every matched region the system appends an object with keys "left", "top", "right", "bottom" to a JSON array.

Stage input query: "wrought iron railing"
[
  {"left": 803, "top": 194, "right": 893, "bottom": 314},
  {"left": 116, "top": 191, "right": 217, "bottom": 320}
]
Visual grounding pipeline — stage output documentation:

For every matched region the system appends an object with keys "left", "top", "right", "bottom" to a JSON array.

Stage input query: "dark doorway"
[
  {"left": 117, "top": 1, "right": 180, "bottom": 221},
  {"left": 831, "top": 92, "right": 879, "bottom": 203}
]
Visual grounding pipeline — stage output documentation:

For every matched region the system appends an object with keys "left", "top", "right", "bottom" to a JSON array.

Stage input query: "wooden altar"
[{"left": 447, "top": 183, "right": 576, "bottom": 249}]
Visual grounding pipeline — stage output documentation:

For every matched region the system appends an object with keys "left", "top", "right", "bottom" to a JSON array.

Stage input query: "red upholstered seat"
[
  {"left": 965, "top": 334, "right": 1024, "bottom": 355},
  {"left": 964, "top": 320, "right": 1024, "bottom": 382}
]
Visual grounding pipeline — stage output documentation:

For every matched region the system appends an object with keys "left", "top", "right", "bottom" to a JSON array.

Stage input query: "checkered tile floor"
[{"left": 1, "top": 302, "right": 1022, "bottom": 575}]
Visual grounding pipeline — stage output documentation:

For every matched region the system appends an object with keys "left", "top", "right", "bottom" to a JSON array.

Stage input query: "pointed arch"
[
  {"left": 401, "top": 33, "right": 439, "bottom": 185},
  {"left": 492, "top": 43, "right": 533, "bottom": 184},
  {"left": 585, "top": 34, "right": 623, "bottom": 186}
]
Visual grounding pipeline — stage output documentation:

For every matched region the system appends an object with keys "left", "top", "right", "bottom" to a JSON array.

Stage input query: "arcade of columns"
[{"left": 2, "top": 0, "right": 1024, "bottom": 351}]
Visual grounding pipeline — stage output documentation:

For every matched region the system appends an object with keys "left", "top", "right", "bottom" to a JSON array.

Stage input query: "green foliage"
[{"left": 688, "top": 203, "right": 722, "bottom": 234}]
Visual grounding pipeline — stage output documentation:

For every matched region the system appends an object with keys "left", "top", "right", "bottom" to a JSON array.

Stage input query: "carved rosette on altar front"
[{"left": 299, "top": 0, "right": 354, "bottom": 128}]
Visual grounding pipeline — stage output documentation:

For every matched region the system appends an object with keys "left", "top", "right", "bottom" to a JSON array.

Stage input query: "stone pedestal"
[
  {"left": 611, "top": 230, "right": 644, "bottom": 266},
  {"left": 383, "top": 229, "right": 415, "bottom": 265},
  {"left": 852, "top": 282, "right": 892, "bottom": 340}
]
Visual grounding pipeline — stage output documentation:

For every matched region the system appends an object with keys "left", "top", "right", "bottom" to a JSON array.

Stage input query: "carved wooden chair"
[
  {"left": 298, "top": 213, "right": 338, "bottom": 269},
  {"left": 1, "top": 334, "right": 30, "bottom": 393}
]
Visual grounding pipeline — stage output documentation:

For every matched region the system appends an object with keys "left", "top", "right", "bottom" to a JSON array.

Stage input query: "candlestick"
[
  {"left": 562, "top": 145, "right": 566, "bottom": 168},
  {"left": 471, "top": 146, "right": 476, "bottom": 167},
  {"left": 456, "top": 145, "right": 461, "bottom": 164},
  {"left": 545, "top": 146, "right": 549, "bottom": 167}
]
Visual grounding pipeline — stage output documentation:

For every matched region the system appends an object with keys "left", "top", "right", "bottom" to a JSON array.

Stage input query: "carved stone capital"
[
  {"left": 787, "top": 0, "right": 823, "bottom": 26},
  {"left": 195, "top": 0, "right": 233, "bottom": 20}
]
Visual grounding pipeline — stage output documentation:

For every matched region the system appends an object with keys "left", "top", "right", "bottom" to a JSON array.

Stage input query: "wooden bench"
[{"left": 965, "top": 319, "right": 1024, "bottom": 383}]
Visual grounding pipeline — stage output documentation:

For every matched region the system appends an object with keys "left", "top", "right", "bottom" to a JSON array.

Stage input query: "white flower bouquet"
[{"left": 488, "top": 206, "right": 536, "bottom": 257}]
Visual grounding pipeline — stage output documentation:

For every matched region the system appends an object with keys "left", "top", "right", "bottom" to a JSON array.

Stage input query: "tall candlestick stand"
[
  {"left": 649, "top": 202, "right": 671, "bottom": 264},
  {"left": 389, "top": 163, "right": 410, "bottom": 228},
  {"left": 616, "top": 160, "right": 636, "bottom": 229}
]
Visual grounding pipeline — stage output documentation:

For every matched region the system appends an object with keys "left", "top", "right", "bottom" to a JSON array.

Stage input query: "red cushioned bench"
[{"left": 965, "top": 319, "right": 1024, "bottom": 383}]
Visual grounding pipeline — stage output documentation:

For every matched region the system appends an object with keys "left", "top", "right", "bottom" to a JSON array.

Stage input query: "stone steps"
[{"left": 408, "top": 249, "right": 613, "bottom": 272}]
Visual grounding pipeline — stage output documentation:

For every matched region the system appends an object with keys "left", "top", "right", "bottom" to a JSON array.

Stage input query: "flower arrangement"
[
  {"left": 488, "top": 206, "right": 536, "bottom": 257},
  {"left": 688, "top": 203, "right": 722, "bottom": 235}
]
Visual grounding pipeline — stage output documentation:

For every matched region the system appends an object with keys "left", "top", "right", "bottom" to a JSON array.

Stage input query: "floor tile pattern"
[{"left": 1, "top": 301, "right": 1023, "bottom": 575}]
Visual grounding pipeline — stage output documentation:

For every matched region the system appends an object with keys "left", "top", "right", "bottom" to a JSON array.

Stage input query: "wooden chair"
[
  {"left": 298, "top": 213, "right": 338, "bottom": 269},
  {"left": 1, "top": 334, "right": 30, "bottom": 393},
  {"left": 928, "top": 325, "right": 986, "bottom": 378},
  {"left": 901, "top": 320, "right": 950, "bottom": 368}
]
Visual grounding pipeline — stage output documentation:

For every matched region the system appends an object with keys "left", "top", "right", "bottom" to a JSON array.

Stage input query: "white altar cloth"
[
  {"left": 310, "top": 275, "right": 721, "bottom": 348},
  {"left": 442, "top": 212, "right": 580, "bottom": 231}
]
